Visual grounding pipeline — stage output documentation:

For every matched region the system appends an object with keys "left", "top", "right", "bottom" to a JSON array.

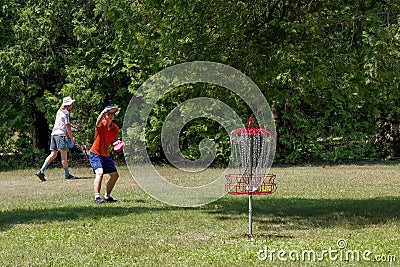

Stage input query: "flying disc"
[
  {"left": 67, "top": 139, "right": 74, "bottom": 148},
  {"left": 114, "top": 141, "right": 125, "bottom": 152}
]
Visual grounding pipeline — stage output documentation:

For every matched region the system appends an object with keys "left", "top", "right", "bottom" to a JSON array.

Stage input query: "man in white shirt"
[{"left": 36, "top": 96, "right": 77, "bottom": 181}]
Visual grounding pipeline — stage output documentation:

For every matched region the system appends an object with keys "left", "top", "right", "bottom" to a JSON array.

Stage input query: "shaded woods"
[{"left": 1, "top": 0, "right": 399, "bottom": 169}]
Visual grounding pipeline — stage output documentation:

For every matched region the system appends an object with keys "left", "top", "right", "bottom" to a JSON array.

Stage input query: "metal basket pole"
[
  {"left": 248, "top": 194, "right": 252, "bottom": 236},
  {"left": 248, "top": 134, "right": 254, "bottom": 237}
]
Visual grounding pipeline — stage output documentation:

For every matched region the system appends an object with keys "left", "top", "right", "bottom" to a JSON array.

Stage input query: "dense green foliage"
[{"left": 1, "top": 0, "right": 400, "bottom": 169}]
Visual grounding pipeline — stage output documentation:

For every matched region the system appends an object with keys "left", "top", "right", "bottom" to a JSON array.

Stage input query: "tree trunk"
[{"left": 32, "top": 109, "right": 49, "bottom": 152}]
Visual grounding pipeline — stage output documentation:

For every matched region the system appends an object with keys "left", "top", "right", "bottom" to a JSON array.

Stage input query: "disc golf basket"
[{"left": 225, "top": 117, "right": 277, "bottom": 237}]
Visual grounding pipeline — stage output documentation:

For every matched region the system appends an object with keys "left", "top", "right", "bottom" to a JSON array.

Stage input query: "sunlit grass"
[{"left": 1, "top": 163, "right": 399, "bottom": 266}]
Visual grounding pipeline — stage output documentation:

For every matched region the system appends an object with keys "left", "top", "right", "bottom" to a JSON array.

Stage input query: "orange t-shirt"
[{"left": 90, "top": 121, "right": 119, "bottom": 157}]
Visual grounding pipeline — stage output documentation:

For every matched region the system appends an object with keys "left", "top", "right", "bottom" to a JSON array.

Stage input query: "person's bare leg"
[
  {"left": 60, "top": 150, "right": 68, "bottom": 168},
  {"left": 106, "top": 172, "right": 119, "bottom": 195},
  {"left": 94, "top": 168, "right": 104, "bottom": 196},
  {"left": 45, "top": 150, "right": 58, "bottom": 165},
  {"left": 60, "top": 150, "right": 74, "bottom": 178}
]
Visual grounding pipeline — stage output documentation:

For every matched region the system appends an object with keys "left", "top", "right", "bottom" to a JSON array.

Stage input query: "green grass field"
[{"left": 1, "top": 163, "right": 399, "bottom": 266}]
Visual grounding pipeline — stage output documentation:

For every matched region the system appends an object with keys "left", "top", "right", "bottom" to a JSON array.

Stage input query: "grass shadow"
[
  {"left": 72, "top": 176, "right": 94, "bottom": 180},
  {"left": 2, "top": 196, "right": 399, "bottom": 233},
  {"left": 0, "top": 204, "right": 178, "bottom": 232},
  {"left": 209, "top": 196, "right": 400, "bottom": 230}
]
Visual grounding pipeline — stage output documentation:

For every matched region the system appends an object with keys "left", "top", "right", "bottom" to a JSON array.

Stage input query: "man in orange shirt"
[{"left": 89, "top": 106, "right": 123, "bottom": 203}]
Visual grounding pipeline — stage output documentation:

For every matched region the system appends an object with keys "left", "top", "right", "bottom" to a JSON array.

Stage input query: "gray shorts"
[{"left": 50, "top": 135, "right": 67, "bottom": 151}]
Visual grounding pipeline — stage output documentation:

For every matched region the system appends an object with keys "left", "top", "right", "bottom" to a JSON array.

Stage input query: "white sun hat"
[
  {"left": 62, "top": 96, "right": 75, "bottom": 106},
  {"left": 103, "top": 105, "right": 120, "bottom": 114}
]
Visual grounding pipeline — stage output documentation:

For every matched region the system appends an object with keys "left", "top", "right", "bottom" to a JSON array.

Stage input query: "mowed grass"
[{"left": 1, "top": 163, "right": 400, "bottom": 266}]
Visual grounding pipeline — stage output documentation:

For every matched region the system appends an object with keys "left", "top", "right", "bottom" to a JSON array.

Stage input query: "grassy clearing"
[{"left": 1, "top": 163, "right": 400, "bottom": 266}]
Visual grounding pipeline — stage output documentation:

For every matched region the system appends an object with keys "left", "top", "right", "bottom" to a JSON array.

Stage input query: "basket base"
[{"left": 225, "top": 174, "right": 277, "bottom": 195}]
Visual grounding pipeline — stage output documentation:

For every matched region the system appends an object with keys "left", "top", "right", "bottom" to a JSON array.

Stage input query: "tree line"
[{"left": 1, "top": 0, "right": 399, "bottom": 169}]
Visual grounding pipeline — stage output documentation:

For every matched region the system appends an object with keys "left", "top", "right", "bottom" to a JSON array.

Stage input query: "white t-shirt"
[{"left": 51, "top": 109, "right": 70, "bottom": 136}]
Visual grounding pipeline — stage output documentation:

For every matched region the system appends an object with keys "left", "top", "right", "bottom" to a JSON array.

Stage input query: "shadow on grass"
[
  {"left": 210, "top": 196, "right": 400, "bottom": 230},
  {"left": 0, "top": 203, "right": 178, "bottom": 232},
  {"left": 2, "top": 197, "right": 399, "bottom": 233}
]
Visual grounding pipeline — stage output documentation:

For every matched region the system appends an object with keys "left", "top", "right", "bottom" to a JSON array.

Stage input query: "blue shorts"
[{"left": 89, "top": 152, "right": 117, "bottom": 174}]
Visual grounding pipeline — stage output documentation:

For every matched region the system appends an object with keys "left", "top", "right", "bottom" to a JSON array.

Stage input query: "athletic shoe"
[
  {"left": 94, "top": 197, "right": 105, "bottom": 204},
  {"left": 65, "top": 174, "right": 78, "bottom": 180},
  {"left": 36, "top": 171, "right": 46, "bottom": 182},
  {"left": 104, "top": 196, "right": 117, "bottom": 203}
]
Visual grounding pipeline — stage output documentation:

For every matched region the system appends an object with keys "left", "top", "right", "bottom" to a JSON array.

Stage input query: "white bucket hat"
[
  {"left": 103, "top": 105, "right": 120, "bottom": 114},
  {"left": 63, "top": 96, "right": 75, "bottom": 106}
]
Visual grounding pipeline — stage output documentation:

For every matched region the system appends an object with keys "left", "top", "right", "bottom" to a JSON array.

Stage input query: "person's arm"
[
  {"left": 64, "top": 110, "right": 74, "bottom": 144},
  {"left": 66, "top": 124, "right": 75, "bottom": 145},
  {"left": 96, "top": 110, "right": 106, "bottom": 128}
]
